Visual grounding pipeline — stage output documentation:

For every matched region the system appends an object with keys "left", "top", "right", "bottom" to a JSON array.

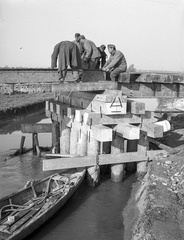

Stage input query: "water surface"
[{"left": 0, "top": 112, "right": 136, "bottom": 240}]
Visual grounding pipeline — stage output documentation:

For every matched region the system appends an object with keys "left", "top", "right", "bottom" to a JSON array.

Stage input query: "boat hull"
[{"left": 0, "top": 168, "right": 86, "bottom": 240}]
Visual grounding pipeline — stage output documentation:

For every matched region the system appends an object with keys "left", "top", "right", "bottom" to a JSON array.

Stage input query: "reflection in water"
[
  {"left": 0, "top": 111, "right": 52, "bottom": 197},
  {"left": 0, "top": 111, "right": 136, "bottom": 240}
]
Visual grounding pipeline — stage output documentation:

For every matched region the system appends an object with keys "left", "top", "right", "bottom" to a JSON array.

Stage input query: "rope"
[{"left": 0, "top": 174, "right": 77, "bottom": 221}]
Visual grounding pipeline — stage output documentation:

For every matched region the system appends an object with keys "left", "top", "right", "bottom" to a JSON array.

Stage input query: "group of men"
[{"left": 51, "top": 33, "right": 127, "bottom": 83}]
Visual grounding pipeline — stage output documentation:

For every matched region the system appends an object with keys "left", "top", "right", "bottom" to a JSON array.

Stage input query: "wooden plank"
[
  {"left": 119, "top": 72, "right": 184, "bottom": 83},
  {"left": 21, "top": 124, "right": 52, "bottom": 133},
  {"left": 9, "top": 204, "right": 43, "bottom": 233},
  {"left": 46, "top": 153, "right": 79, "bottom": 158},
  {"left": 127, "top": 99, "right": 145, "bottom": 114},
  {"left": 52, "top": 81, "right": 118, "bottom": 92},
  {"left": 154, "top": 83, "right": 177, "bottom": 97},
  {"left": 132, "top": 73, "right": 175, "bottom": 83},
  {"left": 56, "top": 91, "right": 125, "bottom": 103},
  {"left": 114, "top": 123, "right": 140, "bottom": 140},
  {"left": 58, "top": 95, "right": 127, "bottom": 115},
  {"left": 128, "top": 97, "right": 184, "bottom": 112},
  {"left": 120, "top": 83, "right": 155, "bottom": 97},
  {"left": 46, "top": 108, "right": 156, "bottom": 126},
  {"left": 149, "top": 138, "right": 180, "bottom": 154},
  {"left": 141, "top": 122, "right": 163, "bottom": 138},
  {"left": 43, "top": 155, "right": 96, "bottom": 170},
  {"left": 43, "top": 150, "right": 166, "bottom": 171},
  {"left": 48, "top": 101, "right": 80, "bottom": 118}
]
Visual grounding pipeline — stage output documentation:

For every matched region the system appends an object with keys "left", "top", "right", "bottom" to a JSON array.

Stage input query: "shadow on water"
[
  {"left": 0, "top": 110, "right": 46, "bottom": 134},
  {"left": 0, "top": 110, "right": 137, "bottom": 240}
]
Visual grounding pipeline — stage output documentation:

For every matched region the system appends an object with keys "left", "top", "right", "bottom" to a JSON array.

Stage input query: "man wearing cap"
[
  {"left": 51, "top": 41, "right": 83, "bottom": 83},
  {"left": 96, "top": 45, "right": 107, "bottom": 69},
  {"left": 103, "top": 44, "right": 127, "bottom": 81},
  {"left": 80, "top": 38, "right": 101, "bottom": 69}
]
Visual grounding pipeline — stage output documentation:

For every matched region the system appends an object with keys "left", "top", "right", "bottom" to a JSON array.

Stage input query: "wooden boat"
[{"left": 0, "top": 168, "right": 86, "bottom": 240}]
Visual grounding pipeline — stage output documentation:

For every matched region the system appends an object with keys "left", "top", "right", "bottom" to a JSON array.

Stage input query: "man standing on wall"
[
  {"left": 80, "top": 38, "right": 101, "bottom": 69},
  {"left": 51, "top": 41, "right": 83, "bottom": 83},
  {"left": 103, "top": 44, "right": 127, "bottom": 81}
]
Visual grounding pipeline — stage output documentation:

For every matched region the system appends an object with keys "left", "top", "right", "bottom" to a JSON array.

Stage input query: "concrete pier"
[
  {"left": 87, "top": 131, "right": 100, "bottom": 186},
  {"left": 111, "top": 134, "right": 126, "bottom": 182}
]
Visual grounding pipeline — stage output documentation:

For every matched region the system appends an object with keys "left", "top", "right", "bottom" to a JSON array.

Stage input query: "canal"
[{"left": 0, "top": 111, "right": 137, "bottom": 240}]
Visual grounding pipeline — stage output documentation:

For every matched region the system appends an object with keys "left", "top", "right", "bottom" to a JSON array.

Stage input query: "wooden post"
[
  {"left": 32, "top": 132, "right": 37, "bottom": 154},
  {"left": 33, "top": 133, "right": 41, "bottom": 156},
  {"left": 19, "top": 136, "right": 25, "bottom": 154},
  {"left": 127, "top": 140, "right": 137, "bottom": 172},
  {"left": 52, "top": 120, "right": 60, "bottom": 154},
  {"left": 111, "top": 134, "right": 126, "bottom": 182},
  {"left": 101, "top": 141, "right": 111, "bottom": 175},
  {"left": 76, "top": 117, "right": 88, "bottom": 156},
  {"left": 70, "top": 122, "right": 78, "bottom": 155},
  {"left": 86, "top": 130, "right": 100, "bottom": 187},
  {"left": 137, "top": 132, "right": 149, "bottom": 175},
  {"left": 60, "top": 121, "right": 70, "bottom": 154}
]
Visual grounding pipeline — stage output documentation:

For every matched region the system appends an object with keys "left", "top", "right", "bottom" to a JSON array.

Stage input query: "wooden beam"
[
  {"left": 52, "top": 81, "right": 118, "bottom": 92},
  {"left": 42, "top": 150, "right": 167, "bottom": 171},
  {"left": 118, "top": 72, "right": 184, "bottom": 83},
  {"left": 127, "top": 99, "right": 145, "bottom": 114},
  {"left": 56, "top": 91, "right": 125, "bottom": 103},
  {"left": 141, "top": 122, "right": 163, "bottom": 138},
  {"left": 149, "top": 138, "right": 180, "bottom": 154},
  {"left": 114, "top": 123, "right": 140, "bottom": 140},
  {"left": 128, "top": 97, "right": 184, "bottom": 112},
  {"left": 21, "top": 124, "right": 52, "bottom": 133},
  {"left": 45, "top": 108, "right": 157, "bottom": 126},
  {"left": 54, "top": 95, "right": 127, "bottom": 115},
  {"left": 120, "top": 83, "right": 155, "bottom": 97}
]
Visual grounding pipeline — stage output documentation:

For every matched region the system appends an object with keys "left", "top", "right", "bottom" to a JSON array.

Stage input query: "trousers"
[{"left": 110, "top": 66, "right": 127, "bottom": 81}]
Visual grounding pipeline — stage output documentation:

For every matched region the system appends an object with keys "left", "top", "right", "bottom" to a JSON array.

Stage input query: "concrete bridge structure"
[{"left": 2, "top": 68, "right": 183, "bottom": 185}]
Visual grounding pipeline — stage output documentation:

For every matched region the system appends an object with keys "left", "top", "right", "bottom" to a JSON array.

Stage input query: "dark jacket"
[
  {"left": 51, "top": 41, "right": 82, "bottom": 72},
  {"left": 97, "top": 47, "right": 107, "bottom": 68}
]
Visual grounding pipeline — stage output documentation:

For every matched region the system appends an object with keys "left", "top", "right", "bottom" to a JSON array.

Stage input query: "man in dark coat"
[
  {"left": 103, "top": 44, "right": 127, "bottom": 81},
  {"left": 96, "top": 44, "right": 107, "bottom": 69},
  {"left": 51, "top": 41, "right": 83, "bottom": 83}
]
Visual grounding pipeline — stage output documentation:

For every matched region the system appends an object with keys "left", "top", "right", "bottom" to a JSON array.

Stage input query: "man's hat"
[
  {"left": 107, "top": 44, "right": 116, "bottom": 49},
  {"left": 80, "top": 35, "right": 85, "bottom": 39},
  {"left": 100, "top": 44, "right": 106, "bottom": 50}
]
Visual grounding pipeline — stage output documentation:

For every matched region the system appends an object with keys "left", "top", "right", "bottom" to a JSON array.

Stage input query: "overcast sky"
[{"left": 0, "top": 0, "right": 184, "bottom": 71}]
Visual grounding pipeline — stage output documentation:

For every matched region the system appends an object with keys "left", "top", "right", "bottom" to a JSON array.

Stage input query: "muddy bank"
[
  {"left": 0, "top": 92, "right": 53, "bottom": 120},
  {"left": 123, "top": 119, "right": 184, "bottom": 240}
]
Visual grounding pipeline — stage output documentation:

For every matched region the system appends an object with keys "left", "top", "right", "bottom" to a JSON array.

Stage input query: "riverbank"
[
  {"left": 0, "top": 92, "right": 53, "bottom": 120},
  {"left": 123, "top": 116, "right": 184, "bottom": 240}
]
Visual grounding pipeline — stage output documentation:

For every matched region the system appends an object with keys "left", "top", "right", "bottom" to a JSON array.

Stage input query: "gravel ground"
[{"left": 123, "top": 116, "right": 184, "bottom": 240}]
